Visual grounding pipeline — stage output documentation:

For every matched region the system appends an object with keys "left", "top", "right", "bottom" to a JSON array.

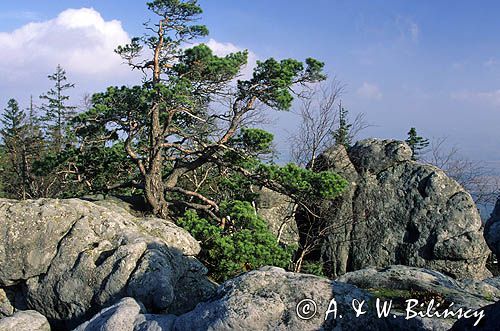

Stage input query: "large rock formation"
[
  {"left": 74, "top": 266, "right": 500, "bottom": 331},
  {"left": 0, "top": 198, "right": 216, "bottom": 329},
  {"left": 0, "top": 310, "right": 50, "bottom": 331},
  {"left": 485, "top": 198, "right": 500, "bottom": 256},
  {"left": 337, "top": 265, "right": 499, "bottom": 311},
  {"left": 300, "top": 139, "right": 490, "bottom": 280},
  {"left": 255, "top": 187, "right": 299, "bottom": 246},
  {"left": 72, "top": 267, "right": 417, "bottom": 331},
  {"left": 73, "top": 297, "right": 176, "bottom": 331},
  {"left": 75, "top": 266, "right": 500, "bottom": 331}
]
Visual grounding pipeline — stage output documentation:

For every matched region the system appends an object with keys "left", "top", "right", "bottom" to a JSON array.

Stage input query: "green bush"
[
  {"left": 300, "top": 261, "right": 326, "bottom": 277},
  {"left": 257, "top": 163, "right": 348, "bottom": 200},
  {"left": 178, "top": 200, "right": 295, "bottom": 282}
]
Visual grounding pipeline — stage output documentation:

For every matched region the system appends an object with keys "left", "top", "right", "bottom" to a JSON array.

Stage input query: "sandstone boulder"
[
  {"left": 0, "top": 198, "right": 216, "bottom": 329},
  {"left": 255, "top": 187, "right": 299, "bottom": 245},
  {"left": 301, "top": 139, "right": 490, "bottom": 280},
  {"left": 172, "top": 266, "right": 390, "bottom": 330},
  {"left": 73, "top": 297, "right": 176, "bottom": 331},
  {"left": 0, "top": 310, "right": 50, "bottom": 331},
  {"left": 337, "top": 265, "right": 499, "bottom": 311},
  {"left": 485, "top": 198, "right": 500, "bottom": 256},
  {"left": 76, "top": 266, "right": 490, "bottom": 331}
]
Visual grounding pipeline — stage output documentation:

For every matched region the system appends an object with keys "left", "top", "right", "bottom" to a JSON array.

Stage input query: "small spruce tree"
[
  {"left": 406, "top": 127, "right": 429, "bottom": 161},
  {"left": 0, "top": 99, "right": 29, "bottom": 198},
  {"left": 333, "top": 103, "right": 352, "bottom": 148},
  {"left": 39, "top": 64, "right": 76, "bottom": 151}
]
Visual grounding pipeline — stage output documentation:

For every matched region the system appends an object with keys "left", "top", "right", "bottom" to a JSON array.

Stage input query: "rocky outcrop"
[
  {"left": 337, "top": 265, "right": 499, "bottom": 310},
  {"left": 0, "top": 198, "right": 216, "bottom": 330},
  {"left": 0, "top": 310, "right": 50, "bottom": 331},
  {"left": 255, "top": 187, "right": 299, "bottom": 245},
  {"left": 301, "top": 139, "right": 490, "bottom": 280},
  {"left": 485, "top": 198, "right": 500, "bottom": 256},
  {"left": 172, "top": 266, "right": 388, "bottom": 330},
  {"left": 337, "top": 265, "right": 500, "bottom": 330},
  {"left": 75, "top": 266, "right": 499, "bottom": 331},
  {"left": 73, "top": 297, "right": 176, "bottom": 331},
  {"left": 74, "top": 267, "right": 395, "bottom": 331}
]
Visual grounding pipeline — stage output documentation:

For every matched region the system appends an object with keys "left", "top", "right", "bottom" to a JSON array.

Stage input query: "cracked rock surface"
[
  {"left": 0, "top": 310, "right": 50, "bottom": 331},
  {"left": 76, "top": 267, "right": 393, "bottom": 331},
  {"left": 0, "top": 198, "right": 216, "bottom": 330},
  {"left": 76, "top": 266, "right": 498, "bottom": 331},
  {"left": 484, "top": 198, "right": 500, "bottom": 257},
  {"left": 337, "top": 265, "right": 500, "bottom": 311},
  {"left": 301, "top": 139, "right": 491, "bottom": 280}
]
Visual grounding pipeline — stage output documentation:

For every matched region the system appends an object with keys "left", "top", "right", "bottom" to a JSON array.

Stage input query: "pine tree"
[
  {"left": 333, "top": 102, "right": 352, "bottom": 148},
  {"left": 26, "top": 95, "right": 44, "bottom": 150},
  {"left": 25, "top": 96, "right": 47, "bottom": 196},
  {"left": 0, "top": 99, "right": 29, "bottom": 198},
  {"left": 406, "top": 127, "right": 429, "bottom": 161},
  {"left": 39, "top": 64, "right": 76, "bottom": 151}
]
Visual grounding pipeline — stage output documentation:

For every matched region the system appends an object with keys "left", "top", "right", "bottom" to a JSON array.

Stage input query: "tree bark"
[
  {"left": 142, "top": 19, "right": 170, "bottom": 219},
  {"left": 144, "top": 169, "right": 169, "bottom": 219}
]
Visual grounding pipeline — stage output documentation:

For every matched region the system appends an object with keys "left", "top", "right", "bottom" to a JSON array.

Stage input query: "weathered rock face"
[
  {"left": 337, "top": 265, "right": 499, "bottom": 311},
  {"left": 0, "top": 310, "right": 50, "bottom": 331},
  {"left": 0, "top": 198, "right": 216, "bottom": 330},
  {"left": 172, "top": 266, "right": 390, "bottom": 331},
  {"left": 485, "top": 198, "right": 500, "bottom": 256},
  {"left": 337, "top": 265, "right": 500, "bottom": 331},
  {"left": 255, "top": 187, "right": 299, "bottom": 246},
  {"left": 74, "top": 267, "right": 396, "bottom": 331},
  {"left": 301, "top": 139, "right": 490, "bottom": 280},
  {"left": 75, "top": 266, "right": 498, "bottom": 331},
  {"left": 73, "top": 297, "right": 176, "bottom": 331}
]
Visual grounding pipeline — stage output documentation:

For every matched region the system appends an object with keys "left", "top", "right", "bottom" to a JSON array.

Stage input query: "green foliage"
[
  {"left": 406, "top": 127, "right": 429, "bottom": 161},
  {"left": 215, "top": 172, "right": 258, "bottom": 203},
  {"left": 93, "top": 0, "right": 328, "bottom": 218},
  {"left": 39, "top": 64, "right": 76, "bottom": 151},
  {"left": 0, "top": 99, "right": 29, "bottom": 198},
  {"left": 146, "top": 0, "right": 208, "bottom": 38},
  {"left": 116, "top": 0, "right": 208, "bottom": 66},
  {"left": 1, "top": 99, "right": 25, "bottom": 138},
  {"left": 73, "top": 85, "right": 150, "bottom": 144},
  {"left": 231, "top": 128, "right": 274, "bottom": 155},
  {"left": 333, "top": 105, "right": 352, "bottom": 148},
  {"left": 174, "top": 44, "right": 248, "bottom": 87},
  {"left": 33, "top": 143, "right": 136, "bottom": 197},
  {"left": 300, "top": 261, "right": 326, "bottom": 277},
  {"left": 178, "top": 200, "right": 294, "bottom": 282},
  {"left": 0, "top": 146, "right": 7, "bottom": 198},
  {"left": 238, "top": 58, "right": 326, "bottom": 110},
  {"left": 257, "top": 163, "right": 348, "bottom": 201}
]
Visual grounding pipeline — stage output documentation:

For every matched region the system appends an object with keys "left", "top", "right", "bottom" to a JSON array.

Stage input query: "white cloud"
[
  {"left": 0, "top": 9, "right": 259, "bottom": 110},
  {"left": 0, "top": 8, "right": 135, "bottom": 95},
  {"left": 356, "top": 82, "right": 383, "bottom": 100},
  {"left": 205, "top": 38, "right": 258, "bottom": 79},
  {"left": 451, "top": 89, "right": 500, "bottom": 107}
]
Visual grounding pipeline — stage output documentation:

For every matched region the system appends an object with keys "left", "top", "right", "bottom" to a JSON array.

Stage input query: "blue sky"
[{"left": 1, "top": 1, "right": 499, "bottom": 162}]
